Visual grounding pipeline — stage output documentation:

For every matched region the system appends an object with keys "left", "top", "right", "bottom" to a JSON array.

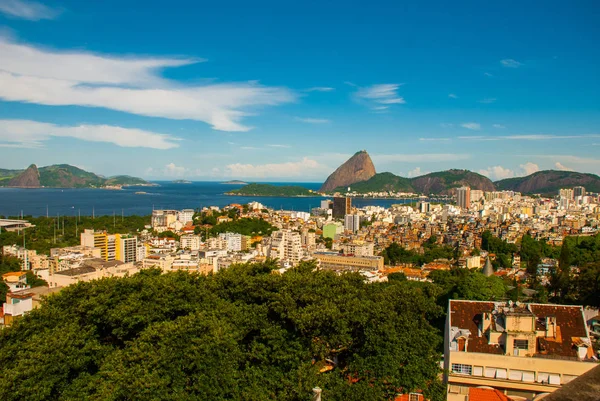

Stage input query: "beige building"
[
  {"left": 313, "top": 252, "right": 383, "bottom": 272},
  {"left": 444, "top": 300, "right": 597, "bottom": 401},
  {"left": 267, "top": 229, "right": 302, "bottom": 266}
]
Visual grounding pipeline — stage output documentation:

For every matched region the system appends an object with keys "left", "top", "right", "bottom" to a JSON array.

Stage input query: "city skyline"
[{"left": 0, "top": 0, "right": 599, "bottom": 182}]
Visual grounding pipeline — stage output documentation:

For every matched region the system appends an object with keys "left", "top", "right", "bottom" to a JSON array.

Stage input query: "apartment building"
[
  {"left": 180, "top": 234, "right": 201, "bottom": 251},
  {"left": 115, "top": 234, "right": 137, "bottom": 263},
  {"left": 267, "top": 229, "right": 302, "bottom": 266},
  {"left": 444, "top": 300, "right": 596, "bottom": 401}
]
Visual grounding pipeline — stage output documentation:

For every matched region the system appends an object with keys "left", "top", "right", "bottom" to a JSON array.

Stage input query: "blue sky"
[{"left": 0, "top": 0, "right": 599, "bottom": 182}]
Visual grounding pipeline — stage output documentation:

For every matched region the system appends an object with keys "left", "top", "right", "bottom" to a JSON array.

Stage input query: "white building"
[
  {"left": 218, "top": 232, "right": 243, "bottom": 252},
  {"left": 178, "top": 209, "right": 195, "bottom": 225},
  {"left": 180, "top": 235, "right": 201, "bottom": 251},
  {"left": 267, "top": 229, "right": 302, "bottom": 266},
  {"left": 340, "top": 242, "right": 374, "bottom": 257}
]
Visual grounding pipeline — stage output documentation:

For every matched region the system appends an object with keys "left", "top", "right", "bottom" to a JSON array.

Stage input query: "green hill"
[
  {"left": 409, "top": 169, "right": 496, "bottom": 195},
  {"left": 495, "top": 170, "right": 600, "bottom": 194},
  {"left": 0, "top": 164, "right": 151, "bottom": 188},
  {"left": 227, "top": 183, "right": 316, "bottom": 196},
  {"left": 334, "top": 172, "right": 414, "bottom": 193}
]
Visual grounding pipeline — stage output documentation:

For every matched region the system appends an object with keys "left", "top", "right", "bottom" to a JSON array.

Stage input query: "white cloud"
[
  {"left": 305, "top": 87, "right": 334, "bottom": 92},
  {"left": 164, "top": 163, "right": 187, "bottom": 177},
  {"left": 0, "top": 37, "right": 296, "bottom": 132},
  {"left": 448, "top": 93, "right": 458, "bottom": 99},
  {"left": 225, "top": 157, "right": 326, "bottom": 178},
  {"left": 294, "top": 117, "right": 330, "bottom": 124},
  {"left": 267, "top": 144, "right": 291, "bottom": 148},
  {"left": 440, "top": 123, "right": 454, "bottom": 128},
  {"left": 480, "top": 162, "right": 540, "bottom": 181},
  {"left": 461, "top": 122, "right": 481, "bottom": 130},
  {"left": 501, "top": 59, "right": 522, "bottom": 68},
  {"left": 240, "top": 146, "right": 259, "bottom": 150},
  {"left": 492, "top": 124, "right": 506, "bottom": 129},
  {"left": 484, "top": 72, "right": 493, "bottom": 77},
  {"left": 0, "top": 0, "right": 60, "bottom": 20},
  {"left": 479, "top": 166, "right": 515, "bottom": 180},
  {"left": 373, "top": 153, "right": 470, "bottom": 163},
  {"left": 354, "top": 84, "right": 405, "bottom": 109},
  {"left": 0, "top": 119, "right": 179, "bottom": 149},
  {"left": 520, "top": 162, "right": 539, "bottom": 175},
  {"left": 555, "top": 162, "right": 573, "bottom": 171},
  {"left": 407, "top": 167, "right": 430, "bottom": 178},
  {"left": 478, "top": 98, "right": 496, "bottom": 104}
]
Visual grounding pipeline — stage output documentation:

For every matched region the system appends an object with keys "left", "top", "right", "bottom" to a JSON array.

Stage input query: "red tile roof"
[{"left": 469, "top": 387, "right": 511, "bottom": 401}]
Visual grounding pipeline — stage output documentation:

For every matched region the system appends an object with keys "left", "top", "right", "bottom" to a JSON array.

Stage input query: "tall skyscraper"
[
  {"left": 456, "top": 187, "right": 471, "bottom": 209},
  {"left": 573, "top": 186, "right": 585, "bottom": 198},
  {"left": 332, "top": 197, "right": 351, "bottom": 219}
]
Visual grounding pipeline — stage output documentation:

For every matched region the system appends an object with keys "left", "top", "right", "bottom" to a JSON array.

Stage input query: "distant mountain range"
[
  {"left": 321, "top": 151, "right": 600, "bottom": 195},
  {"left": 0, "top": 164, "right": 152, "bottom": 189}
]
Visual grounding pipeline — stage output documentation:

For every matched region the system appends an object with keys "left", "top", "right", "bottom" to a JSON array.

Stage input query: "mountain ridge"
[
  {"left": 0, "top": 164, "right": 152, "bottom": 188},
  {"left": 495, "top": 170, "right": 600, "bottom": 194},
  {"left": 320, "top": 150, "right": 376, "bottom": 192}
]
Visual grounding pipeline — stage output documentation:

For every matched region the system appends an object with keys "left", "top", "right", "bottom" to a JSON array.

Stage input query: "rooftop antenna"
[{"left": 46, "top": 205, "right": 49, "bottom": 218}]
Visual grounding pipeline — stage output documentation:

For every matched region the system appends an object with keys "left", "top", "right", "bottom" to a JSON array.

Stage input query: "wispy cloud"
[
  {"left": 294, "top": 117, "right": 330, "bottom": 124},
  {"left": 240, "top": 146, "right": 260, "bottom": 150},
  {"left": 0, "top": 37, "right": 296, "bottom": 132},
  {"left": 448, "top": 93, "right": 458, "bottom": 99},
  {"left": 354, "top": 83, "right": 405, "bottom": 110},
  {"left": 478, "top": 98, "right": 496, "bottom": 104},
  {"left": 500, "top": 58, "right": 522, "bottom": 68},
  {"left": 0, "top": 119, "right": 179, "bottom": 149},
  {"left": 461, "top": 122, "right": 481, "bottom": 130},
  {"left": 305, "top": 87, "right": 334, "bottom": 92},
  {"left": 225, "top": 157, "right": 327, "bottom": 178},
  {"left": 440, "top": 123, "right": 454, "bottom": 128},
  {"left": 164, "top": 163, "right": 187, "bottom": 177},
  {"left": 492, "top": 124, "right": 506, "bottom": 129},
  {"left": 267, "top": 144, "right": 291, "bottom": 148},
  {"left": 373, "top": 153, "right": 470, "bottom": 163},
  {"left": 0, "top": 0, "right": 61, "bottom": 20},
  {"left": 484, "top": 72, "right": 493, "bottom": 77}
]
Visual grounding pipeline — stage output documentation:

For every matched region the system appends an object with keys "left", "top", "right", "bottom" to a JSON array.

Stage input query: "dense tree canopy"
[
  {"left": 0, "top": 261, "right": 445, "bottom": 401},
  {"left": 381, "top": 242, "right": 454, "bottom": 267}
]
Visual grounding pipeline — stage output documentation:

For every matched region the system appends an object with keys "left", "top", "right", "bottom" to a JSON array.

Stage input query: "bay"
[{"left": 0, "top": 181, "right": 424, "bottom": 217}]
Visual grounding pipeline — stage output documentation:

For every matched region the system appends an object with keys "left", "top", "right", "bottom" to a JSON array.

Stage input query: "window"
[
  {"left": 409, "top": 393, "right": 423, "bottom": 401},
  {"left": 513, "top": 339, "right": 528, "bottom": 350},
  {"left": 451, "top": 363, "right": 472, "bottom": 375},
  {"left": 473, "top": 366, "right": 483, "bottom": 376}
]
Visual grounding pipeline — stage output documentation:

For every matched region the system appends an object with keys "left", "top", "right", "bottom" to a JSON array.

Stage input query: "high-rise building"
[
  {"left": 332, "top": 197, "right": 351, "bottom": 219},
  {"left": 218, "top": 232, "right": 243, "bottom": 252},
  {"left": 456, "top": 187, "right": 471, "bottom": 209},
  {"left": 178, "top": 209, "right": 195, "bottom": 225},
  {"left": 417, "top": 201, "right": 431, "bottom": 213},
  {"left": 559, "top": 188, "right": 574, "bottom": 200},
  {"left": 81, "top": 229, "right": 110, "bottom": 261},
  {"left": 573, "top": 186, "right": 585, "bottom": 198},
  {"left": 344, "top": 214, "right": 360, "bottom": 233},
  {"left": 115, "top": 234, "right": 137, "bottom": 263},
  {"left": 267, "top": 229, "right": 302, "bottom": 266}
]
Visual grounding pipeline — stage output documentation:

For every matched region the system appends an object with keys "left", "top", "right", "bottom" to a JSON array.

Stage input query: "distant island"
[
  {"left": 226, "top": 183, "right": 317, "bottom": 197},
  {"left": 222, "top": 180, "right": 248, "bottom": 185},
  {"left": 172, "top": 179, "right": 192, "bottom": 184},
  {"left": 0, "top": 164, "right": 155, "bottom": 189}
]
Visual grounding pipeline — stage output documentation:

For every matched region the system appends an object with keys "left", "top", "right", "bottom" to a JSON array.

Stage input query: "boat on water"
[{"left": 135, "top": 191, "right": 148, "bottom": 195}]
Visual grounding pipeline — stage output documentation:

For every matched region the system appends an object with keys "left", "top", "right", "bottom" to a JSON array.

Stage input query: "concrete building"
[
  {"left": 344, "top": 214, "right": 360, "bottom": 233},
  {"left": 573, "top": 186, "right": 585, "bottom": 198},
  {"left": 559, "top": 188, "right": 574, "bottom": 200},
  {"left": 136, "top": 243, "right": 148, "bottom": 262},
  {"left": 115, "top": 234, "right": 137, "bottom": 263},
  {"left": 340, "top": 242, "right": 374, "bottom": 257},
  {"left": 465, "top": 256, "right": 481, "bottom": 269},
  {"left": 218, "top": 232, "right": 243, "bottom": 252},
  {"left": 332, "top": 197, "right": 351, "bottom": 219},
  {"left": 313, "top": 252, "right": 384, "bottom": 271},
  {"left": 417, "top": 201, "right": 431, "bottom": 213},
  {"left": 456, "top": 187, "right": 471, "bottom": 210},
  {"left": 178, "top": 209, "right": 195, "bottom": 225},
  {"left": 180, "top": 234, "right": 201, "bottom": 251},
  {"left": 300, "top": 229, "right": 316, "bottom": 250},
  {"left": 151, "top": 210, "right": 179, "bottom": 232},
  {"left": 444, "top": 300, "right": 596, "bottom": 401},
  {"left": 470, "top": 190, "right": 484, "bottom": 203},
  {"left": 2, "top": 286, "right": 62, "bottom": 326},
  {"left": 267, "top": 229, "right": 302, "bottom": 266}
]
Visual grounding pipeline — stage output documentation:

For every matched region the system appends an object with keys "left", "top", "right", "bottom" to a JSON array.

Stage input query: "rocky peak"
[
  {"left": 320, "top": 150, "right": 376, "bottom": 192},
  {"left": 7, "top": 164, "right": 41, "bottom": 188}
]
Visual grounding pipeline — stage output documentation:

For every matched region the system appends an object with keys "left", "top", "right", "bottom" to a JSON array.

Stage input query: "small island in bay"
[
  {"left": 226, "top": 183, "right": 317, "bottom": 197},
  {"left": 221, "top": 180, "right": 248, "bottom": 185},
  {"left": 172, "top": 179, "right": 192, "bottom": 184}
]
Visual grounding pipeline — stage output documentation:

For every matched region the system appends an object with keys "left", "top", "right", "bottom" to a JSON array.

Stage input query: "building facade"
[
  {"left": 332, "top": 197, "right": 351, "bottom": 219},
  {"left": 456, "top": 187, "right": 471, "bottom": 210},
  {"left": 444, "top": 300, "right": 596, "bottom": 401}
]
